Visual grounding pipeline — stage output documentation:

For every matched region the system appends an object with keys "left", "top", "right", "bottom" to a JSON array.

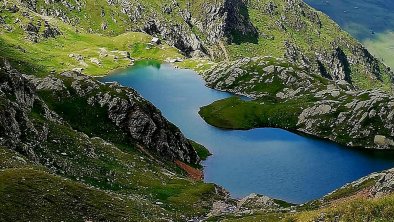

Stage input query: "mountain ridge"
[{"left": 2, "top": 0, "right": 393, "bottom": 91}]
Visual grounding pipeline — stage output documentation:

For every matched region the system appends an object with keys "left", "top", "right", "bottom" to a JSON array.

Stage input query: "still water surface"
[{"left": 100, "top": 63, "right": 394, "bottom": 203}]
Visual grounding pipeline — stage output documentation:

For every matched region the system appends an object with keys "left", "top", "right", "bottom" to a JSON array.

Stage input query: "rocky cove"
[{"left": 100, "top": 61, "right": 394, "bottom": 204}]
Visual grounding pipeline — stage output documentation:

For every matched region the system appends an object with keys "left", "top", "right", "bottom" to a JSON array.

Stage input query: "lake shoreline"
[{"left": 99, "top": 62, "right": 394, "bottom": 204}]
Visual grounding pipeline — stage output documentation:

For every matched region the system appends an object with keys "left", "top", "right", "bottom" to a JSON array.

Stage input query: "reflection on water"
[{"left": 100, "top": 63, "right": 394, "bottom": 203}]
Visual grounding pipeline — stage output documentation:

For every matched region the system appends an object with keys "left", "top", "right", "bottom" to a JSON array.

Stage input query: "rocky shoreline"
[{"left": 200, "top": 57, "right": 394, "bottom": 150}]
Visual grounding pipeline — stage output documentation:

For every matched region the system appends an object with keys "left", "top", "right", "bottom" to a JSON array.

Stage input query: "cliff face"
[
  {"left": 14, "top": 0, "right": 392, "bottom": 90},
  {"left": 245, "top": 0, "right": 393, "bottom": 90},
  {"left": 0, "top": 59, "right": 199, "bottom": 164},
  {"left": 17, "top": 0, "right": 257, "bottom": 57}
]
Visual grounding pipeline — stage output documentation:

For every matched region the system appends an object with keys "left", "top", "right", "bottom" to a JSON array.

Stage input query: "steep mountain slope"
[
  {"left": 1, "top": 0, "right": 393, "bottom": 90},
  {"left": 0, "top": 58, "right": 224, "bottom": 221},
  {"left": 227, "top": 0, "right": 393, "bottom": 90}
]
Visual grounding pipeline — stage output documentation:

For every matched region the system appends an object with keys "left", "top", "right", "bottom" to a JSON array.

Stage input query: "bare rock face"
[
  {"left": 374, "top": 135, "right": 394, "bottom": 147},
  {"left": 42, "top": 20, "right": 61, "bottom": 38},
  {"left": 201, "top": 0, "right": 258, "bottom": 42},
  {"left": 84, "top": 81, "right": 198, "bottom": 163},
  {"left": 0, "top": 60, "right": 58, "bottom": 161},
  {"left": 141, "top": 0, "right": 258, "bottom": 56},
  {"left": 23, "top": 19, "right": 62, "bottom": 42},
  {"left": 0, "top": 59, "right": 199, "bottom": 164},
  {"left": 143, "top": 19, "right": 206, "bottom": 56},
  {"left": 238, "top": 193, "right": 279, "bottom": 210},
  {"left": 370, "top": 169, "right": 394, "bottom": 198}
]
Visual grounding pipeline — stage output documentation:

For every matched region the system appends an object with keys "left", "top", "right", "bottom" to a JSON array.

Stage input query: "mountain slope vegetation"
[
  {"left": 1, "top": 0, "right": 393, "bottom": 89},
  {"left": 0, "top": 58, "right": 222, "bottom": 221},
  {"left": 200, "top": 57, "right": 394, "bottom": 149}
]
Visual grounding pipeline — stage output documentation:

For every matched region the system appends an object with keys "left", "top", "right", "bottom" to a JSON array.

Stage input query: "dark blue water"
[{"left": 100, "top": 63, "right": 394, "bottom": 203}]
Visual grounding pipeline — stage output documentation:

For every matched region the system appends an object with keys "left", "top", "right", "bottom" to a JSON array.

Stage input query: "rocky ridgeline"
[
  {"left": 16, "top": 0, "right": 257, "bottom": 57},
  {"left": 204, "top": 56, "right": 328, "bottom": 98},
  {"left": 5, "top": 0, "right": 392, "bottom": 89},
  {"left": 0, "top": 59, "right": 199, "bottom": 164},
  {"left": 203, "top": 57, "right": 394, "bottom": 149},
  {"left": 263, "top": 0, "right": 390, "bottom": 84},
  {"left": 298, "top": 89, "right": 394, "bottom": 149}
]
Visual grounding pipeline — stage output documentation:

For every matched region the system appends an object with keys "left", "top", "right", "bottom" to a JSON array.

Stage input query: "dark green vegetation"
[
  {"left": 200, "top": 96, "right": 303, "bottom": 130},
  {"left": 190, "top": 140, "right": 212, "bottom": 161}
]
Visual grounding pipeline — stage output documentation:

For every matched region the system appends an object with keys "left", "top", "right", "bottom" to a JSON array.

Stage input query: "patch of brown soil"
[{"left": 175, "top": 160, "right": 203, "bottom": 181}]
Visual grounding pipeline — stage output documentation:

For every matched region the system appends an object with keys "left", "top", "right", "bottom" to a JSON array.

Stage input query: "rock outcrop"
[
  {"left": 17, "top": 0, "right": 257, "bottom": 57},
  {"left": 0, "top": 59, "right": 199, "bottom": 164},
  {"left": 11, "top": 0, "right": 393, "bottom": 89},
  {"left": 320, "top": 168, "right": 394, "bottom": 203},
  {"left": 370, "top": 169, "right": 394, "bottom": 198},
  {"left": 208, "top": 192, "right": 288, "bottom": 218},
  {"left": 202, "top": 57, "right": 394, "bottom": 150},
  {"left": 23, "top": 19, "right": 62, "bottom": 42}
]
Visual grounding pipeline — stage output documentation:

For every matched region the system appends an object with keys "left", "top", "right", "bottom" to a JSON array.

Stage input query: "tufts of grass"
[
  {"left": 199, "top": 96, "right": 305, "bottom": 130},
  {"left": 189, "top": 140, "right": 212, "bottom": 161},
  {"left": 0, "top": 168, "right": 169, "bottom": 222}
]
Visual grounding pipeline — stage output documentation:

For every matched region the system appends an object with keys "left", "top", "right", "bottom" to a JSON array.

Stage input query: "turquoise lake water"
[{"left": 100, "top": 63, "right": 394, "bottom": 203}]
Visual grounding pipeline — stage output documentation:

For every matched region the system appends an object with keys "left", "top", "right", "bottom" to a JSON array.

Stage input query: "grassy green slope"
[
  {"left": 2, "top": 0, "right": 393, "bottom": 90},
  {"left": 226, "top": 0, "right": 393, "bottom": 91},
  {"left": 0, "top": 2, "right": 186, "bottom": 76},
  {"left": 0, "top": 146, "right": 168, "bottom": 221},
  {"left": 0, "top": 168, "right": 168, "bottom": 222},
  {"left": 199, "top": 96, "right": 305, "bottom": 130}
]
